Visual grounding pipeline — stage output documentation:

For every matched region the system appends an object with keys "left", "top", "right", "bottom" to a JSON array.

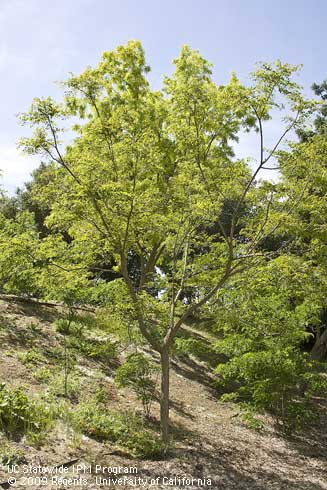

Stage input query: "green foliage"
[
  {"left": 240, "top": 405, "right": 265, "bottom": 431},
  {"left": 68, "top": 336, "right": 117, "bottom": 362},
  {"left": 48, "top": 370, "right": 81, "bottom": 400},
  {"left": 54, "top": 317, "right": 77, "bottom": 399},
  {"left": 0, "top": 211, "right": 41, "bottom": 295},
  {"left": 220, "top": 392, "right": 239, "bottom": 403},
  {"left": 72, "top": 402, "right": 128, "bottom": 441},
  {"left": 7, "top": 41, "right": 322, "bottom": 444},
  {"left": 174, "top": 336, "right": 216, "bottom": 362},
  {"left": 33, "top": 366, "right": 52, "bottom": 383},
  {"left": 55, "top": 317, "right": 74, "bottom": 336},
  {"left": 26, "top": 322, "right": 42, "bottom": 335},
  {"left": 0, "top": 440, "right": 26, "bottom": 465},
  {"left": 17, "top": 349, "right": 45, "bottom": 366},
  {"left": 55, "top": 312, "right": 118, "bottom": 363},
  {"left": 54, "top": 310, "right": 118, "bottom": 398},
  {"left": 93, "top": 383, "right": 111, "bottom": 404},
  {"left": 17, "top": 41, "right": 314, "bottom": 354},
  {"left": 0, "top": 383, "right": 52, "bottom": 439},
  {"left": 298, "top": 79, "right": 327, "bottom": 141},
  {"left": 93, "top": 280, "right": 142, "bottom": 346},
  {"left": 115, "top": 353, "right": 158, "bottom": 418},
  {"left": 214, "top": 261, "right": 327, "bottom": 430},
  {"left": 72, "top": 402, "right": 163, "bottom": 458},
  {"left": 55, "top": 312, "right": 98, "bottom": 337},
  {"left": 217, "top": 349, "right": 317, "bottom": 430},
  {"left": 120, "top": 425, "right": 164, "bottom": 459}
]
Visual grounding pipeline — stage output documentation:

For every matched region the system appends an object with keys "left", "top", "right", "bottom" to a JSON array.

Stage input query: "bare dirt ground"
[{"left": 0, "top": 298, "right": 326, "bottom": 490}]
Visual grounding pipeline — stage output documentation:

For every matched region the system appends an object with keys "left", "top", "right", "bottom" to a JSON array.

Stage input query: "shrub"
[
  {"left": 72, "top": 402, "right": 163, "bottom": 459},
  {"left": 115, "top": 353, "right": 158, "bottom": 418},
  {"left": 55, "top": 315, "right": 117, "bottom": 363},
  {"left": 174, "top": 337, "right": 216, "bottom": 361},
  {"left": 0, "top": 383, "right": 52, "bottom": 439},
  {"left": 69, "top": 336, "right": 117, "bottom": 362},
  {"left": 55, "top": 318, "right": 72, "bottom": 336},
  {"left": 33, "top": 366, "right": 53, "bottom": 383},
  {"left": 215, "top": 348, "right": 323, "bottom": 431},
  {"left": 239, "top": 405, "right": 265, "bottom": 431},
  {"left": 94, "top": 383, "right": 114, "bottom": 404},
  {"left": 214, "top": 263, "right": 327, "bottom": 432},
  {"left": 0, "top": 440, "right": 26, "bottom": 465},
  {"left": 120, "top": 427, "right": 164, "bottom": 459},
  {"left": 55, "top": 317, "right": 86, "bottom": 337},
  {"left": 72, "top": 403, "right": 127, "bottom": 441},
  {"left": 26, "top": 322, "right": 42, "bottom": 335},
  {"left": 48, "top": 371, "right": 81, "bottom": 400}
]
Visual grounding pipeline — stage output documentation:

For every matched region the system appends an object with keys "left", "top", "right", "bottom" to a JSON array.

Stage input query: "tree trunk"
[
  {"left": 310, "top": 328, "right": 327, "bottom": 361},
  {"left": 160, "top": 347, "right": 170, "bottom": 451},
  {"left": 64, "top": 335, "right": 68, "bottom": 398}
]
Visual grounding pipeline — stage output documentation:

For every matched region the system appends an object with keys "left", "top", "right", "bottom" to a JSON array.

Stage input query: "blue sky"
[{"left": 1, "top": 0, "right": 327, "bottom": 193}]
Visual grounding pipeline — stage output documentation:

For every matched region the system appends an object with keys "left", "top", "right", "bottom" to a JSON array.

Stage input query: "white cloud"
[{"left": 0, "top": 145, "right": 39, "bottom": 195}]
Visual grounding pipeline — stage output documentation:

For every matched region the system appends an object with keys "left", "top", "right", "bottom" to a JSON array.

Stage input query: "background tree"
[
  {"left": 214, "top": 254, "right": 326, "bottom": 430},
  {"left": 1, "top": 163, "right": 54, "bottom": 237},
  {"left": 297, "top": 79, "right": 327, "bottom": 141},
  {"left": 277, "top": 134, "right": 327, "bottom": 360}
]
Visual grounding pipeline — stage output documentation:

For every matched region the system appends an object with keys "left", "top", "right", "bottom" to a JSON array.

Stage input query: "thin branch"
[
  {"left": 263, "top": 111, "right": 300, "bottom": 165},
  {"left": 164, "top": 256, "right": 234, "bottom": 346}
]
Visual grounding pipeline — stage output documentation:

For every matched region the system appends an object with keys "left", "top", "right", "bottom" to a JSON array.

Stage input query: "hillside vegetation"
[
  {"left": 0, "top": 298, "right": 326, "bottom": 490},
  {"left": 1, "top": 42, "right": 327, "bottom": 489}
]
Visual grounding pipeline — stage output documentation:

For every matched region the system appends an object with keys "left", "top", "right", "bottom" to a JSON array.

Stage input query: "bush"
[
  {"left": 69, "top": 336, "right": 117, "bottom": 362},
  {"left": 215, "top": 348, "right": 323, "bottom": 431},
  {"left": 48, "top": 371, "right": 81, "bottom": 400},
  {"left": 33, "top": 366, "right": 53, "bottom": 383},
  {"left": 0, "top": 383, "right": 52, "bottom": 439},
  {"left": 55, "top": 315, "right": 117, "bottom": 363},
  {"left": 72, "top": 402, "right": 163, "bottom": 459},
  {"left": 120, "top": 427, "right": 164, "bottom": 459},
  {"left": 115, "top": 353, "right": 158, "bottom": 418},
  {"left": 26, "top": 322, "right": 42, "bottom": 335},
  {"left": 214, "top": 263, "right": 327, "bottom": 432},
  {"left": 72, "top": 403, "right": 126, "bottom": 441},
  {"left": 0, "top": 440, "right": 26, "bottom": 465},
  {"left": 55, "top": 316, "right": 86, "bottom": 337}
]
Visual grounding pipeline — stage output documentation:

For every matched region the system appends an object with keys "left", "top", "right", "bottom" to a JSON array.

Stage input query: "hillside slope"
[{"left": 0, "top": 298, "right": 326, "bottom": 490}]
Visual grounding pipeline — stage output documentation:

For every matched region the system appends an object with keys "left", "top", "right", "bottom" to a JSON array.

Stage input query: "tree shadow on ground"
[
  {"left": 280, "top": 402, "right": 327, "bottom": 463},
  {"left": 175, "top": 325, "right": 221, "bottom": 367},
  {"left": 0, "top": 299, "right": 59, "bottom": 323},
  {"left": 169, "top": 397, "right": 196, "bottom": 420},
  {"left": 0, "top": 314, "right": 56, "bottom": 349},
  {"left": 168, "top": 433, "right": 327, "bottom": 490},
  {"left": 133, "top": 435, "right": 327, "bottom": 490},
  {"left": 170, "top": 356, "right": 219, "bottom": 395}
]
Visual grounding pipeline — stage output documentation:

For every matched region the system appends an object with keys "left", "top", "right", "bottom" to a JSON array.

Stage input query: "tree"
[
  {"left": 19, "top": 42, "right": 315, "bottom": 449},
  {"left": 277, "top": 135, "right": 327, "bottom": 360},
  {"left": 214, "top": 254, "right": 326, "bottom": 430},
  {"left": 298, "top": 79, "right": 327, "bottom": 141},
  {"left": 0, "top": 163, "right": 54, "bottom": 236},
  {"left": 115, "top": 353, "right": 158, "bottom": 418},
  {"left": 0, "top": 206, "right": 40, "bottom": 296}
]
